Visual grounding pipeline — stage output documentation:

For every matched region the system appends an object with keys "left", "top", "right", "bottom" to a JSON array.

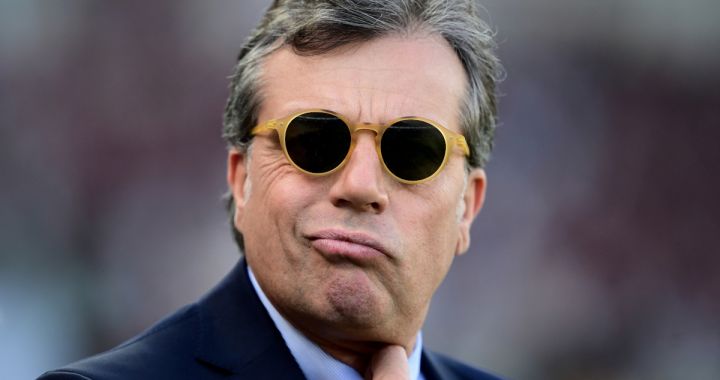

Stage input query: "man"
[{"left": 39, "top": 0, "right": 502, "bottom": 379}]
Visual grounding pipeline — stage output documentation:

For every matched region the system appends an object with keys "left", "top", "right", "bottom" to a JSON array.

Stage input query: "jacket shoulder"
[
  {"left": 38, "top": 304, "right": 204, "bottom": 380},
  {"left": 423, "top": 350, "right": 505, "bottom": 380}
]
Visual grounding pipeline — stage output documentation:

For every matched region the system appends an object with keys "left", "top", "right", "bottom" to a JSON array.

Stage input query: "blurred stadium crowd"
[{"left": 1, "top": 1, "right": 718, "bottom": 379}]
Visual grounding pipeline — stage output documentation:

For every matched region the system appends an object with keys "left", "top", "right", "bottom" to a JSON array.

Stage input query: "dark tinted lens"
[
  {"left": 285, "top": 112, "right": 351, "bottom": 173},
  {"left": 381, "top": 120, "right": 446, "bottom": 181}
]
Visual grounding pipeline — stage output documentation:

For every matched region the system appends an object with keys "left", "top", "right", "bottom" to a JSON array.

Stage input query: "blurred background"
[{"left": 1, "top": 1, "right": 718, "bottom": 379}]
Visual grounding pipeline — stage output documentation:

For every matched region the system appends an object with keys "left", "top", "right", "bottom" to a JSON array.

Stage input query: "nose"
[{"left": 328, "top": 132, "right": 389, "bottom": 213}]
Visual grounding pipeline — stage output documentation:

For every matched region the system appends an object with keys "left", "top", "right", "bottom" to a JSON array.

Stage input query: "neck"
[
  {"left": 296, "top": 327, "right": 417, "bottom": 374},
  {"left": 246, "top": 266, "right": 420, "bottom": 374}
]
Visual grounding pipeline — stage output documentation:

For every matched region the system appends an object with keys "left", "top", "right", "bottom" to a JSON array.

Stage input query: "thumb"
[{"left": 366, "top": 345, "right": 410, "bottom": 380}]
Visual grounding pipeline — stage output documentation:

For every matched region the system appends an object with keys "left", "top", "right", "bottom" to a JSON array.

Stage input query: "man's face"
[{"left": 227, "top": 34, "right": 486, "bottom": 348}]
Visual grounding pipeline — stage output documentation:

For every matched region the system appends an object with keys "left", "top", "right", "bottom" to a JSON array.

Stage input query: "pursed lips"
[{"left": 307, "top": 229, "right": 390, "bottom": 261}]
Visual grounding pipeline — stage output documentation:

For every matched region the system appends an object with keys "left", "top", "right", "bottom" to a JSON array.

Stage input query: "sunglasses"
[{"left": 250, "top": 109, "right": 469, "bottom": 184}]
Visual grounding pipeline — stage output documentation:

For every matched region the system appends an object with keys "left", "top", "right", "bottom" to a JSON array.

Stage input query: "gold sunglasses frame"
[{"left": 250, "top": 109, "right": 470, "bottom": 184}]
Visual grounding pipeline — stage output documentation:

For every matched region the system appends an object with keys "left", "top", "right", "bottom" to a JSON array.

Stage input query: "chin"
[{"left": 322, "top": 269, "right": 388, "bottom": 326}]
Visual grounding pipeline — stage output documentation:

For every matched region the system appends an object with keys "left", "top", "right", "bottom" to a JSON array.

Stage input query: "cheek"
[
  {"left": 244, "top": 175, "right": 297, "bottom": 232},
  {"left": 237, "top": 151, "right": 296, "bottom": 238},
  {"left": 397, "top": 187, "right": 463, "bottom": 276},
  {"left": 240, "top": 153, "right": 326, "bottom": 252},
  {"left": 407, "top": 183, "right": 463, "bottom": 240},
  {"left": 239, "top": 172, "right": 314, "bottom": 283}
]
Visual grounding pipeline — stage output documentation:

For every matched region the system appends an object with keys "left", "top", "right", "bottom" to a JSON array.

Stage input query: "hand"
[{"left": 365, "top": 345, "right": 410, "bottom": 380}]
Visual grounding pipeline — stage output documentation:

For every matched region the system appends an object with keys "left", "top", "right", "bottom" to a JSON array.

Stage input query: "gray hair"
[{"left": 222, "top": 0, "right": 502, "bottom": 250}]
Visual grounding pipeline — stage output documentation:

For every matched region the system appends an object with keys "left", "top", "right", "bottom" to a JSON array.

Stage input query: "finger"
[{"left": 366, "top": 345, "right": 410, "bottom": 380}]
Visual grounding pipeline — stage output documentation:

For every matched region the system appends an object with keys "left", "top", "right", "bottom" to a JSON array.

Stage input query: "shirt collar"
[{"left": 248, "top": 266, "right": 424, "bottom": 380}]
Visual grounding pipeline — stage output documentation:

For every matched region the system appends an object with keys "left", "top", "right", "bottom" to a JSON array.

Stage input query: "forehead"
[{"left": 258, "top": 33, "right": 467, "bottom": 130}]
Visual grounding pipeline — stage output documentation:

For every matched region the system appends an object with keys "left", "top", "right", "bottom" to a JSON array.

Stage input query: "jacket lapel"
[
  {"left": 422, "top": 350, "right": 465, "bottom": 380},
  {"left": 193, "top": 259, "right": 478, "bottom": 380},
  {"left": 194, "top": 259, "right": 306, "bottom": 379}
]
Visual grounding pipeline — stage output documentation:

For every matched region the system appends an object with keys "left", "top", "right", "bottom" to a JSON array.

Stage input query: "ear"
[
  {"left": 455, "top": 168, "right": 486, "bottom": 256},
  {"left": 227, "top": 148, "right": 249, "bottom": 231}
]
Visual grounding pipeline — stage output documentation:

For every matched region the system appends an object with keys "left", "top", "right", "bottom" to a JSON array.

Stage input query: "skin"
[
  {"left": 366, "top": 345, "right": 411, "bottom": 380},
  {"left": 227, "top": 33, "right": 486, "bottom": 376}
]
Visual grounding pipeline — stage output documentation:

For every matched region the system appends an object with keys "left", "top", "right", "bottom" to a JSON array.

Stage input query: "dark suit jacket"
[{"left": 39, "top": 259, "right": 502, "bottom": 379}]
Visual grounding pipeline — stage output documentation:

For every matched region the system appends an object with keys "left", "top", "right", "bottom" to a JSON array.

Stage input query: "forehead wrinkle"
[
  {"left": 301, "top": 63, "right": 451, "bottom": 122},
  {"left": 260, "top": 37, "right": 464, "bottom": 129},
  {"left": 345, "top": 85, "right": 452, "bottom": 126}
]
